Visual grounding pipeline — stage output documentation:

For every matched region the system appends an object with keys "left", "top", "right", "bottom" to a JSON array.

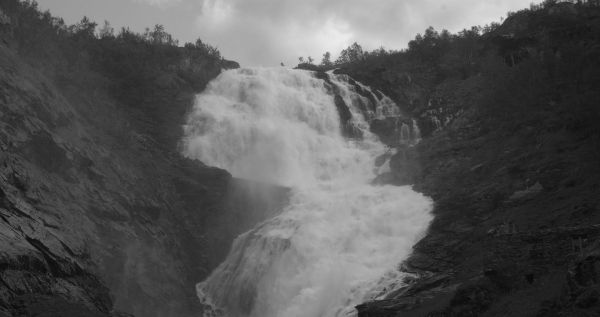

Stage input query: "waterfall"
[{"left": 182, "top": 68, "right": 432, "bottom": 317}]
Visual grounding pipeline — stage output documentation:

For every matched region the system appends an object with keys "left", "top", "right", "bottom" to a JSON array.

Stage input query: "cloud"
[
  {"left": 132, "top": 0, "right": 182, "bottom": 9},
  {"left": 41, "top": 0, "right": 529, "bottom": 66},
  {"left": 193, "top": 0, "right": 528, "bottom": 66}
]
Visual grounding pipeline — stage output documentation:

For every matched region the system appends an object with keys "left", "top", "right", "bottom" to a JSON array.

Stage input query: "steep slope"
[
  {"left": 0, "top": 3, "right": 286, "bottom": 317},
  {"left": 336, "top": 2, "right": 600, "bottom": 316}
]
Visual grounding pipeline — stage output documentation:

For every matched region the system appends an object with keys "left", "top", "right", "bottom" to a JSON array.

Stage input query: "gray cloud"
[
  {"left": 39, "top": 0, "right": 530, "bottom": 67},
  {"left": 132, "top": 0, "right": 182, "bottom": 8},
  {"left": 193, "top": 0, "right": 529, "bottom": 66}
]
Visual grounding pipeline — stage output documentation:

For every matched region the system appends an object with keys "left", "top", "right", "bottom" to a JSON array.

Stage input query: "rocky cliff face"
[
  {"left": 0, "top": 4, "right": 285, "bottom": 317},
  {"left": 339, "top": 3, "right": 600, "bottom": 316},
  {"left": 3, "top": 1, "right": 600, "bottom": 316}
]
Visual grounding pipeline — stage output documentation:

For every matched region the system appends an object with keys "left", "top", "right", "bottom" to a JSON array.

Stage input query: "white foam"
[{"left": 182, "top": 68, "right": 432, "bottom": 317}]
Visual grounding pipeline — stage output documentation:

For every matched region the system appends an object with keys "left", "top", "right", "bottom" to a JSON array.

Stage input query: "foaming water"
[{"left": 182, "top": 68, "right": 432, "bottom": 317}]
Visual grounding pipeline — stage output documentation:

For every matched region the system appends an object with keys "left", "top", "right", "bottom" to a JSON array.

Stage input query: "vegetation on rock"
[
  {"left": 334, "top": 1, "right": 600, "bottom": 316},
  {"left": 2, "top": 0, "right": 237, "bottom": 149},
  {"left": 2, "top": 0, "right": 600, "bottom": 316},
  {"left": 0, "top": 2, "right": 281, "bottom": 317}
]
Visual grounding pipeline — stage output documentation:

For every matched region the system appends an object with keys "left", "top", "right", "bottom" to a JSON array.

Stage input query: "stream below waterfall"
[{"left": 182, "top": 68, "right": 432, "bottom": 317}]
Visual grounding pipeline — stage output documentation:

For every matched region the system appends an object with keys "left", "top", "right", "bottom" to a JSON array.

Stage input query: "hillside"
[
  {"left": 0, "top": 2, "right": 286, "bottom": 317},
  {"left": 331, "top": 2, "right": 600, "bottom": 316},
  {"left": 2, "top": 0, "right": 600, "bottom": 316}
]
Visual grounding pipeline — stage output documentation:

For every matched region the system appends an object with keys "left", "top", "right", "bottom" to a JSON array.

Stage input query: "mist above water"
[{"left": 182, "top": 68, "right": 432, "bottom": 317}]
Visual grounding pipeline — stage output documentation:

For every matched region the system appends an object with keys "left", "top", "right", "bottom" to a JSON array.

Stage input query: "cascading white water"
[{"left": 182, "top": 67, "right": 432, "bottom": 317}]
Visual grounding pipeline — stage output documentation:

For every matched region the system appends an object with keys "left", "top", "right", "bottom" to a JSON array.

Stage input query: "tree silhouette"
[
  {"left": 98, "top": 20, "right": 114, "bottom": 39},
  {"left": 70, "top": 16, "right": 96, "bottom": 39},
  {"left": 321, "top": 52, "right": 332, "bottom": 66},
  {"left": 335, "top": 42, "right": 364, "bottom": 64}
]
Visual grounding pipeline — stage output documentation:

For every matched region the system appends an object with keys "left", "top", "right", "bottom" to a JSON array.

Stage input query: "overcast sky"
[{"left": 38, "top": 0, "right": 530, "bottom": 67}]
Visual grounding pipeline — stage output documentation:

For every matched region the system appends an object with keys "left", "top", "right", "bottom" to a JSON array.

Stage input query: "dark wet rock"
[
  {"left": 221, "top": 59, "right": 240, "bottom": 70},
  {"left": 507, "top": 181, "right": 543, "bottom": 202},
  {"left": 294, "top": 63, "right": 323, "bottom": 72},
  {"left": 346, "top": 78, "right": 378, "bottom": 113},
  {"left": 308, "top": 70, "right": 364, "bottom": 139},
  {"left": 374, "top": 151, "right": 394, "bottom": 169},
  {"left": 375, "top": 147, "right": 420, "bottom": 186},
  {"left": 333, "top": 95, "right": 362, "bottom": 139},
  {"left": 313, "top": 71, "right": 329, "bottom": 81},
  {"left": 333, "top": 95, "right": 352, "bottom": 127},
  {"left": 370, "top": 118, "right": 398, "bottom": 146}
]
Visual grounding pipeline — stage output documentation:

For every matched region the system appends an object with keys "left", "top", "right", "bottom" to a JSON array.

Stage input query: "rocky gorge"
[{"left": 1, "top": 0, "right": 600, "bottom": 316}]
